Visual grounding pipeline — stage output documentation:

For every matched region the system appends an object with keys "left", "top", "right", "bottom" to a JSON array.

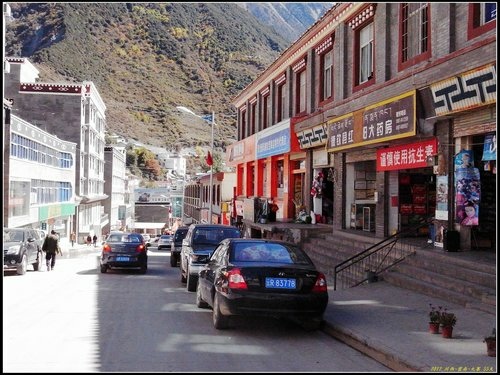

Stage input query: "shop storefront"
[
  {"left": 424, "top": 63, "right": 496, "bottom": 251},
  {"left": 227, "top": 119, "right": 302, "bottom": 223},
  {"left": 328, "top": 91, "right": 419, "bottom": 236},
  {"left": 296, "top": 121, "right": 334, "bottom": 224},
  {"left": 377, "top": 138, "right": 438, "bottom": 237}
]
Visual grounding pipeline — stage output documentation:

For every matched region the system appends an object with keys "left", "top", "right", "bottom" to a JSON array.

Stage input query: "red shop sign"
[{"left": 377, "top": 138, "right": 438, "bottom": 171}]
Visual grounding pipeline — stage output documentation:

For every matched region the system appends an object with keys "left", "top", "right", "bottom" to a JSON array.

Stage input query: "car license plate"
[
  {"left": 265, "top": 277, "right": 296, "bottom": 289},
  {"left": 116, "top": 256, "right": 129, "bottom": 262}
]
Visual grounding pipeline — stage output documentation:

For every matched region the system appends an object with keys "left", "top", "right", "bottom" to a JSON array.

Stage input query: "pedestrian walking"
[
  {"left": 87, "top": 235, "right": 92, "bottom": 246},
  {"left": 70, "top": 232, "right": 76, "bottom": 247},
  {"left": 93, "top": 234, "right": 98, "bottom": 247},
  {"left": 42, "top": 230, "right": 61, "bottom": 271}
]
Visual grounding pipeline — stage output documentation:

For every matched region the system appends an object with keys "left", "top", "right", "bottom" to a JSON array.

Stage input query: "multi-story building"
[
  {"left": 183, "top": 171, "right": 236, "bottom": 225},
  {"left": 3, "top": 115, "right": 77, "bottom": 239},
  {"left": 229, "top": 3, "right": 496, "bottom": 252},
  {"left": 103, "top": 145, "right": 133, "bottom": 235},
  {"left": 4, "top": 57, "right": 109, "bottom": 242}
]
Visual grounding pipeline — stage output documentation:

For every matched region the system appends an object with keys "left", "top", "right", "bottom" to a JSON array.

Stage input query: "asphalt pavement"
[{"left": 57, "top": 240, "right": 497, "bottom": 372}]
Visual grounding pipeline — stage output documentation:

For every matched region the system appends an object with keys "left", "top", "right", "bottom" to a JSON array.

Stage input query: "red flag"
[{"left": 205, "top": 151, "right": 213, "bottom": 166}]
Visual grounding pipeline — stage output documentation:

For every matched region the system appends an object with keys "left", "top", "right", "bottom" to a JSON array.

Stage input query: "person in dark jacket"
[
  {"left": 93, "top": 234, "right": 98, "bottom": 247},
  {"left": 42, "top": 230, "right": 60, "bottom": 271}
]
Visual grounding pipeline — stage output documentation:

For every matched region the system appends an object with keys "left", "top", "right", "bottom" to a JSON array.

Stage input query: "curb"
[{"left": 321, "top": 321, "right": 421, "bottom": 372}]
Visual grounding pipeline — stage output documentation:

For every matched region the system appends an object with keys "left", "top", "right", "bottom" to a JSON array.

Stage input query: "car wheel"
[
  {"left": 100, "top": 264, "right": 108, "bottom": 273},
  {"left": 139, "top": 264, "right": 147, "bottom": 274},
  {"left": 213, "top": 293, "right": 230, "bottom": 329},
  {"left": 33, "top": 252, "right": 41, "bottom": 271},
  {"left": 170, "top": 253, "right": 177, "bottom": 267},
  {"left": 196, "top": 281, "right": 209, "bottom": 308},
  {"left": 17, "top": 254, "right": 28, "bottom": 275},
  {"left": 187, "top": 272, "right": 197, "bottom": 292}
]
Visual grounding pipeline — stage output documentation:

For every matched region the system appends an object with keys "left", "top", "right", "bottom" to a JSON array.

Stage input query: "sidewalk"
[
  {"left": 322, "top": 281, "right": 497, "bottom": 372},
  {"left": 58, "top": 240, "right": 101, "bottom": 259}
]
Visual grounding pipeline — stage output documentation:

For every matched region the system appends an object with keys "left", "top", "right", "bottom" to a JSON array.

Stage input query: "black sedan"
[
  {"left": 99, "top": 232, "right": 149, "bottom": 274},
  {"left": 196, "top": 238, "right": 328, "bottom": 330}
]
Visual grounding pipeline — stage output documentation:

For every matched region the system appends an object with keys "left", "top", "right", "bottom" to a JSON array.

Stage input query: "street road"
[{"left": 3, "top": 247, "right": 390, "bottom": 372}]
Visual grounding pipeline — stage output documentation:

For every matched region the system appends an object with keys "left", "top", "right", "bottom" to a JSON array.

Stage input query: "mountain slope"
[
  {"left": 237, "top": 2, "right": 333, "bottom": 43},
  {"left": 5, "top": 2, "right": 329, "bottom": 153}
]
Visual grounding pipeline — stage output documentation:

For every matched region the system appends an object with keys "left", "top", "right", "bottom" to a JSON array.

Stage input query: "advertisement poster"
[
  {"left": 435, "top": 175, "right": 448, "bottom": 220},
  {"left": 482, "top": 133, "right": 496, "bottom": 161},
  {"left": 455, "top": 167, "right": 480, "bottom": 226}
]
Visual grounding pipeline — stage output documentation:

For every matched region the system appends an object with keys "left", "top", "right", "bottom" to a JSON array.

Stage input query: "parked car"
[
  {"left": 99, "top": 232, "right": 149, "bottom": 274},
  {"left": 3, "top": 227, "right": 43, "bottom": 275},
  {"left": 180, "top": 224, "right": 241, "bottom": 292},
  {"left": 157, "top": 234, "right": 173, "bottom": 251},
  {"left": 35, "top": 229, "right": 46, "bottom": 249},
  {"left": 142, "top": 234, "right": 152, "bottom": 245},
  {"left": 170, "top": 226, "right": 189, "bottom": 267},
  {"left": 196, "top": 238, "right": 328, "bottom": 330}
]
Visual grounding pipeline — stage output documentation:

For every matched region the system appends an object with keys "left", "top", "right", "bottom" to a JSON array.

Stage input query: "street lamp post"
[{"left": 176, "top": 106, "right": 215, "bottom": 223}]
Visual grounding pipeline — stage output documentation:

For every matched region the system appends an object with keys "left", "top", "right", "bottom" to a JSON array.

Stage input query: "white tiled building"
[{"left": 4, "top": 57, "right": 108, "bottom": 242}]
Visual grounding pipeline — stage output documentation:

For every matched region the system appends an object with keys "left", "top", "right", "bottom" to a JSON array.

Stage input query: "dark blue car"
[{"left": 100, "top": 232, "right": 149, "bottom": 274}]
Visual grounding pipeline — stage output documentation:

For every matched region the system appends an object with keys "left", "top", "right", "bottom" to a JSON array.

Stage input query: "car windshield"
[
  {"left": 160, "top": 235, "right": 171, "bottom": 241},
  {"left": 174, "top": 230, "right": 187, "bottom": 241},
  {"left": 231, "top": 242, "right": 311, "bottom": 265},
  {"left": 107, "top": 234, "right": 143, "bottom": 243},
  {"left": 3, "top": 229, "right": 24, "bottom": 242},
  {"left": 193, "top": 228, "right": 240, "bottom": 245}
]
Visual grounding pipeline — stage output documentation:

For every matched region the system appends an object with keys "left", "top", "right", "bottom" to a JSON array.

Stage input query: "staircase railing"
[{"left": 333, "top": 221, "right": 429, "bottom": 290}]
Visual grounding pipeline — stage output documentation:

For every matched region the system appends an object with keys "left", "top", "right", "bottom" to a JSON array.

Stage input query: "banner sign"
[
  {"left": 327, "top": 91, "right": 416, "bottom": 152},
  {"left": 376, "top": 138, "right": 437, "bottom": 171}
]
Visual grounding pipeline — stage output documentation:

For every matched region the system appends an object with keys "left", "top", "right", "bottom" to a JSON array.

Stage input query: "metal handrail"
[{"left": 333, "top": 220, "right": 429, "bottom": 290}]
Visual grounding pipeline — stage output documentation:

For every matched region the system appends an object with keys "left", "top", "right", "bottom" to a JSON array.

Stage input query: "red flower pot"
[
  {"left": 429, "top": 322, "right": 440, "bottom": 334},
  {"left": 485, "top": 339, "right": 496, "bottom": 357},
  {"left": 441, "top": 325, "right": 453, "bottom": 338}
]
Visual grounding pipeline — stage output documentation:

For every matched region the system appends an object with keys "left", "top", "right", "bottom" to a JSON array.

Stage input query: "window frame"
[
  {"left": 468, "top": 3, "right": 496, "bottom": 40},
  {"left": 295, "top": 67, "right": 307, "bottom": 115},
  {"left": 398, "top": 2, "right": 431, "bottom": 71},
  {"left": 350, "top": 13, "right": 376, "bottom": 93}
]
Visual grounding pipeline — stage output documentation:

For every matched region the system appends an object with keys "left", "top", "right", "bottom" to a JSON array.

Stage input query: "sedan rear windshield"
[
  {"left": 193, "top": 228, "right": 240, "bottom": 245},
  {"left": 107, "top": 234, "right": 143, "bottom": 243},
  {"left": 231, "top": 242, "right": 311, "bottom": 265}
]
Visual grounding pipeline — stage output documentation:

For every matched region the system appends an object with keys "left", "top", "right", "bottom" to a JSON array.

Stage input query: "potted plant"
[
  {"left": 428, "top": 304, "right": 442, "bottom": 334},
  {"left": 439, "top": 308, "right": 457, "bottom": 338},
  {"left": 484, "top": 328, "right": 496, "bottom": 357}
]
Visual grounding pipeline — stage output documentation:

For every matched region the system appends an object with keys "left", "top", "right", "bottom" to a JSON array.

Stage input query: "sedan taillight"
[
  {"left": 312, "top": 272, "right": 327, "bottom": 293},
  {"left": 136, "top": 244, "right": 146, "bottom": 252},
  {"left": 103, "top": 244, "right": 111, "bottom": 252},
  {"left": 226, "top": 268, "right": 248, "bottom": 290}
]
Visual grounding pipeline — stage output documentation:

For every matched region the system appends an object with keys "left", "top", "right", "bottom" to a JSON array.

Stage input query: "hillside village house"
[{"left": 229, "top": 3, "right": 496, "bottom": 252}]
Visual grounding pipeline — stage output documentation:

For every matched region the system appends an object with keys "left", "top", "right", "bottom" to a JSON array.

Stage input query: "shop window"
[{"left": 399, "top": 3, "right": 431, "bottom": 71}]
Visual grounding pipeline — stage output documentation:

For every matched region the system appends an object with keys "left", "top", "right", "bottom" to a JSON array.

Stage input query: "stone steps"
[{"left": 301, "top": 230, "right": 496, "bottom": 315}]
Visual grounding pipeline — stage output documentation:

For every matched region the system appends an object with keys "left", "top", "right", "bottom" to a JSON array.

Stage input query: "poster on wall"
[
  {"left": 454, "top": 164, "right": 481, "bottom": 226},
  {"left": 435, "top": 175, "right": 448, "bottom": 220}
]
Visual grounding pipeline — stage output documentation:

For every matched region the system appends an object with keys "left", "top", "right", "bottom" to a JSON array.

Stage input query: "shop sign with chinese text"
[
  {"left": 376, "top": 138, "right": 438, "bottom": 171},
  {"left": 327, "top": 91, "right": 416, "bottom": 152}
]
